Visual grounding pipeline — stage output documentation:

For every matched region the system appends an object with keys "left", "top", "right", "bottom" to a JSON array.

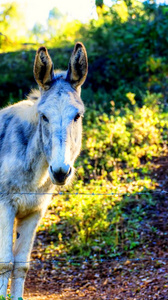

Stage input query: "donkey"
[{"left": 0, "top": 42, "right": 88, "bottom": 300}]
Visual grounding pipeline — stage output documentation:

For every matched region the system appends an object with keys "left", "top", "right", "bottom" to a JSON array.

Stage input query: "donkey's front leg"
[
  {"left": 0, "top": 203, "right": 15, "bottom": 298},
  {"left": 11, "top": 211, "right": 43, "bottom": 300}
]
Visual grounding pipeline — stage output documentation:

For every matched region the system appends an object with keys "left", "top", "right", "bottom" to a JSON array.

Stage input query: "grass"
[{"left": 0, "top": 296, "right": 23, "bottom": 300}]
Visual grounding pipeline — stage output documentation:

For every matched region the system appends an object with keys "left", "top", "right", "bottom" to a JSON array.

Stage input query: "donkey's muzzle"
[{"left": 50, "top": 165, "right": 71, "bottom": 185}]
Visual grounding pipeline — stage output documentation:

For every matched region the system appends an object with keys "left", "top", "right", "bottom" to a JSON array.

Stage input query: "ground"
[{"left": 24, "top": 155, "right": 168, "bottom": 300}]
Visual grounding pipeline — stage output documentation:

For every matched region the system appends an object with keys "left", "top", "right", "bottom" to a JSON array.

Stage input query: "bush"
[
  {"left": 82, "top": 1, "right": 168, "bottom": 111},
  {"left": 78, "top": 95, "right": 167, "bottom": 181}
]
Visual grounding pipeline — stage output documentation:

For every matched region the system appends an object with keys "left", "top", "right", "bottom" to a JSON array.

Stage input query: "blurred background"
[{"left": 0, "top": 0, "right": 168, "bottom": 260}]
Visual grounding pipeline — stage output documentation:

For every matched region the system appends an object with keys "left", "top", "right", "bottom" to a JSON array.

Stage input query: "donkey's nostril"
[
  {"left": 50, "top": 165, "right": 53, "bottom": 174},
  {"left": 50, "top": 165, "right": 72, "bottom": 184}
]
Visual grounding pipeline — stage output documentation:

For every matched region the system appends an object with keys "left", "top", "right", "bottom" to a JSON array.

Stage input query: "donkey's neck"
[
  {"left": 27, "top": 137, "right": 50, "bottom": 190},
  {"left": 15, "top": 98, "right": 52, "bottom": 192},
  {"left": 26, "top": 117, "right": 52, "bottom": 192}
]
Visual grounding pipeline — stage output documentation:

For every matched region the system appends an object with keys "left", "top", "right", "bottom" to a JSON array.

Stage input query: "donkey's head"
[{"left": 33, "top": 42, "right": 88, "bottom": 186}]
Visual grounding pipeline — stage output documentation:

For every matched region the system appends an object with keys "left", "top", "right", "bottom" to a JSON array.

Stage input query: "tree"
[
  {"left": 47, "top": 7, "right": 64, "bottom": 40},
  {"left": 96, "top": 0, "right": 104, "bottom": 8},
  {"left": 31, "top": 23, "right": 46, "bottom": 43},
  {"left": 48, "top": 7, "right": 63, "bottom": 20},
  {"left": 0, "top": 1, "right": 27, "bottom": 49}
]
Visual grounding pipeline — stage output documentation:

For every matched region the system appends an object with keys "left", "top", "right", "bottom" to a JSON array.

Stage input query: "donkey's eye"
[
  {"left": 74, "top": 113, "right": 80, "bottom": 122},
  {"left": 42, "top": 114, "right": 49, "bottom": 123}
]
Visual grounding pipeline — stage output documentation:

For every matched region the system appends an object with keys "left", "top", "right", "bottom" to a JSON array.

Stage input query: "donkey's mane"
[{"left": 27, "top": 89, "right": 40, "bottom": 101}]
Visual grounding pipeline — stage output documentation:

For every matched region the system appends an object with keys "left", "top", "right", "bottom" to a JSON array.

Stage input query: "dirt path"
[{"left": 24, "top": 253, "right": 168, "bottom": 300}]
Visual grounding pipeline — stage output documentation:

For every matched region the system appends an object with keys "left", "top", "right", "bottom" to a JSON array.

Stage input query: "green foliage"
[
  {"left": 81, "top": 1, "right": 168, "bottom": 111},
  {"left": 0, "top": 49, "right": 35, "bottom": 106},
  {"left": 0, "top": 2, "right": 27, "bottom": 51},
  {"left": 80, "top": 97, "right": 166, "bottom": 179},
  {"left": 96, "top": 0, "right": 104, "bottom": 8},
  {"left": 0, "top": 295, "right": 23, "bottom": 300},
  {"left": 1, "top": 1, "right": 168, "bottom": 111},
  {"left": 0, "top": 47, "right": 72, "bottom": 107}
]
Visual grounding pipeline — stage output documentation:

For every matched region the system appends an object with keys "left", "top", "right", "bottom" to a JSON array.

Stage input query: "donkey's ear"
[
  {"left": 34, "top": 47, "right": 54, "bottom": 90},
  {"left": 66, "top": 42, "right": 88, "bottom": 89}
]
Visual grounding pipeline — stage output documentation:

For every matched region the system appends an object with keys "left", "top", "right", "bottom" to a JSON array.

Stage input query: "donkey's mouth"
[
  {"left": 49, "top": 166, "right": 72, "bottom": 186},
  {"left": 55, "top": 181, "right": 67, "bottom": 186},
  {"left": 50, "top": 176, "right": 68, "bottom": 186}
]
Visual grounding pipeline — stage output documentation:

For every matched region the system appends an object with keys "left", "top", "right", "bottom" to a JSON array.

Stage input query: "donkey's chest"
[
  {"left": 1, "top": 161, "right": 54, "bottom": 217},
  {"left": 12, "top": 192, "right": 52, "bottom": 218}
]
